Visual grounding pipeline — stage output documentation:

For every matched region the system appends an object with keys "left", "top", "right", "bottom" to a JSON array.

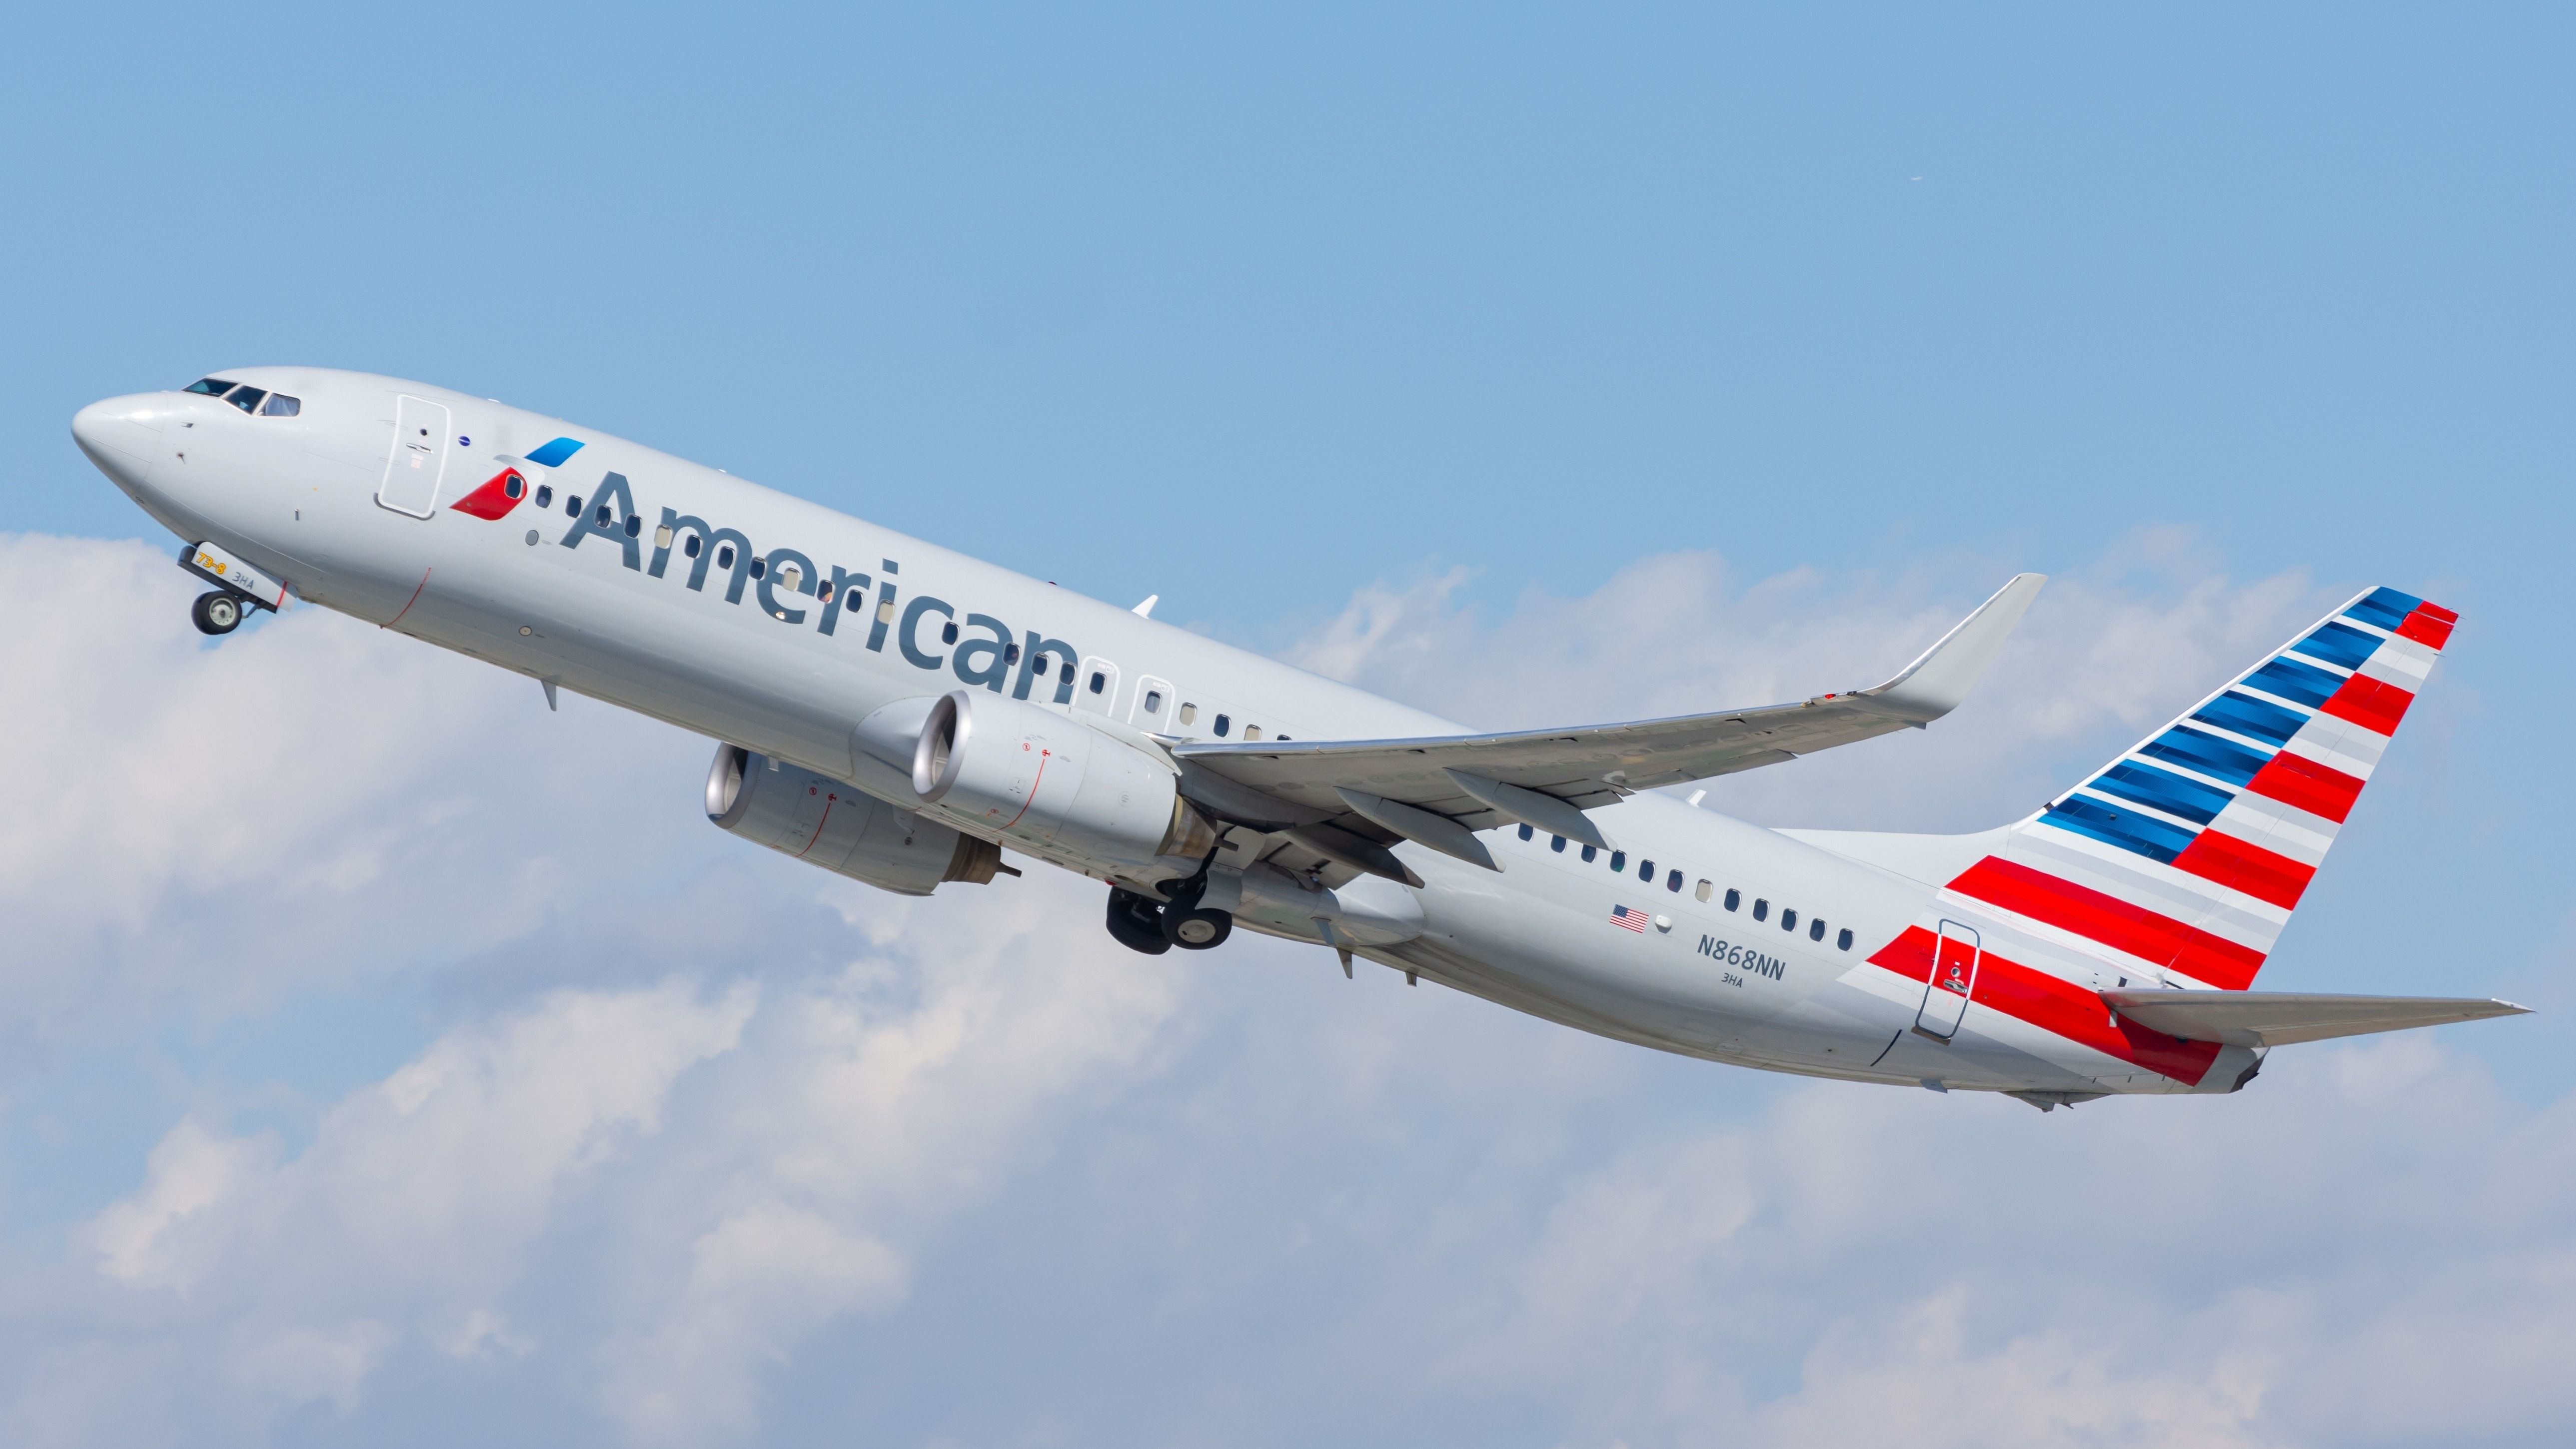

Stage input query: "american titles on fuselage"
[{"left": 499, "top": 441, "right": 1095, "bottom": 710}]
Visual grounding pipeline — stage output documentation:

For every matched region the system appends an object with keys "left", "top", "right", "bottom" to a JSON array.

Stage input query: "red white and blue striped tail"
[{"left": 1954, "top": 585, "right": 2454, "bottom": 992}]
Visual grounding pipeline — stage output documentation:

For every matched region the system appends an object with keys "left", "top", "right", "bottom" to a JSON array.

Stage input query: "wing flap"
[{"left": 2103, "top": 990, "right": 2530, "bottom": 1048}]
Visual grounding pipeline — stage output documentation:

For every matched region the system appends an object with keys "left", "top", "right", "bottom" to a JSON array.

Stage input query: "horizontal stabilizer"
[{"left": 2102, "top": 989, "right": 2529, "bottom": 1048}]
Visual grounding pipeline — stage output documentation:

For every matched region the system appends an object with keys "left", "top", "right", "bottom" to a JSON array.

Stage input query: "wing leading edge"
[{"left": 1172, "top": 573, "right": 2046, "bottom": 881}]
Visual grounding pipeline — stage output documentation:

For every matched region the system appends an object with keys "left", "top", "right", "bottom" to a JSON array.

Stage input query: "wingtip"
[{"left": 1867, "top": 570, "right": 2047, "bottom": 723}]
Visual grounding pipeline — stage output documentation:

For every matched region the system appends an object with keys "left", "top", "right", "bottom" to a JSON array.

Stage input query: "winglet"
[{"left": 1863, "top": 573, "right": 2046, "bottom": 724}]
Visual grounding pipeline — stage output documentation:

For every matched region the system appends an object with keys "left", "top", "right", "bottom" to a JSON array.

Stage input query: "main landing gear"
[
  {"left": 190, "top": 591, "right": 243, "bottom": 636},
  {"left": 1105, "top": 880, "right": 1235, "bottom": 955}
]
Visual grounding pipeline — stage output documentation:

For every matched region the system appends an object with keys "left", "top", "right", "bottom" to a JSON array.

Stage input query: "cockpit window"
[{"left": 183, "top": 378, "right": 300, "bottom": 416}]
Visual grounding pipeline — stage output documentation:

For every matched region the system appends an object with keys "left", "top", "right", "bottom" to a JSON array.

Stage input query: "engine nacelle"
[
  {"left": 911, "top": 689, "right": 1216, "bottom": 868},
  {"left": 705, "top": 744, "right": 1003, "bottom": 896}
]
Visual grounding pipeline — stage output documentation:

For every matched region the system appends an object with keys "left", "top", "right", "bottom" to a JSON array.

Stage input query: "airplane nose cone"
[{"left": 72, "top": 395, "right": 165, "bottom": 488}]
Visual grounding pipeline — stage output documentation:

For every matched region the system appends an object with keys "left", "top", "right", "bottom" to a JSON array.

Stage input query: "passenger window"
[
  {"left": 595, "top": 503, "right": 613, "bottom": 526},
  {"left": 1142, "top": 689, "right": 1162, "bottom": 713},
  {"left": 225, "top": 387, "right": 266, "bottom": 413},
  {"left": 1551, "top": 835, "right": 1566, "bottom": 853},
  {"left": 1033, "top": 656, "right": 1051, "bottom": 677},
  {"left": 1809, "top": 918, "right": 1826, "bottom": 942},
  {"left": 535, "top": 485, "right": 554, "bottom": 509},
  {"left": 1724, "top": 888, "right": 1741, "bottom": 912},
  {"left": 939, "top": 620, "right": 957, "bottom": 644},
  {"left": 505, "top": 474, "right": 526, "bottom": 500},
  {"left": 1179, "top": 703, "right": 1197, "bottom": 724},
  {"left": 1214, "top": 713, "right": 1231, "bottom": 736},
  {"left": 623, "top": 515, "right": 641, "bottom": 538},
  {"left": 1518, "top": 824, "right": 1534, "bottom": 841},
  {"left": 1781, "top": 908, "right": 1797, "bottom": 931},
  {"left": 716, "top": 544, "right": 734, "bottom": 569},
  {"left": 185, "top": 378, "right": 236, "bottom": 395},
  {"left": 1581, "top": 845, "right": 1597, "bottom": 863},
  {"left": 1695, "top": 879, "right": 1712, "bottom": 903},
  {"left": 1752, "top": 898, "right": 1769, "bottom": 922},
  {"left": 1004, "top": 642, "right": 1021, "bottom": 664},
  {"left": 1089, "top": 671, "right": 1107, "bottom": 695},
  {"left": 817, "top": 582, "right": 834, "bottom": 603},
  {"left": 750, "top": 557, "right": 768, "bottom": 580},
  {"left": 1609, "top": 850, "right": 1625, "bottom": 871},
  {"left": 1639, "top": 859, "right": 1654, "bottom": 881},
  {"left": 1837, "top": 928, "right": 1854, "bottom": 951},
  {"left": 260, "top": 393, "right": 300, "bottom": 417},
  {"left": 1244, "top": 724, "right": 1263, "bottom": 740},
  {"left": 683, "top": 533, "right": 700, "bottom": 558},
  {"left": 1667, "top": 869, "right": 1683, "bottom": 892},
  {"left": 568, "top": 494, "right": 584, "bottom": 517}
]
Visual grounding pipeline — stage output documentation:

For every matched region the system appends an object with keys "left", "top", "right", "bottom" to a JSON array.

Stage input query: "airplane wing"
[
  {"left": 2103, "top": 990, "right": 2531, "bottom": 1048},
  {"left": 1171, "top": 573, "right": 2045, "bottom": 884}
]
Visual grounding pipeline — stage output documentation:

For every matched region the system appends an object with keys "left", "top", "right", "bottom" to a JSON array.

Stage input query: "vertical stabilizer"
[
  {"left": 1961, "top": 586, "right": 2455, "bottom": 990},
  {"left": 1817, "top": 586, "right": 2455, "bottom": 1091}
]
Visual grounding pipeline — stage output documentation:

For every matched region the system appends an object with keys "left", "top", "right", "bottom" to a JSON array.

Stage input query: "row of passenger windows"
[
  {"left": 1515, "top": 823, "right": 1855, "bottom": 950},
  {"left": 184, "top": 377, "right": 302, "bottom": 416},
  {"left": 1137, "top": 687, "right": 1279, "bottom": 739}
]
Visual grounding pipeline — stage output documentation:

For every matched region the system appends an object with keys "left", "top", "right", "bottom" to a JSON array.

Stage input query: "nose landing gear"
[
  {"left": 190, "top": 591, "right": 243, "bottom": 636},
  {"left": 177, "top": 542, "right": 284, "bottom": 639}
]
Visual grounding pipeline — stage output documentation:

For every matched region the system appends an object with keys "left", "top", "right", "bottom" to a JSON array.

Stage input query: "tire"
[
  {"left": 1104, "top": 887, "right": 1172, "bottom": 955},
  {"left": 191, "top": 591, "right": 242, "bottom": 636},
  {"left": 1163, "top": 907, "right": 1233, "bottom": 951}
]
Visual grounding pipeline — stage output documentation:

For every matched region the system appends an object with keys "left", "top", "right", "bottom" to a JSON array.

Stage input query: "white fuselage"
[{"left": 71, "top": 368, "right": 2254, "bottom": 1101}]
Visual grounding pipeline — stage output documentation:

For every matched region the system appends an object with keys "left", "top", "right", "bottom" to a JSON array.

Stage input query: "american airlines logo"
[{"left": 542, "top": 465, "right": 1089, "bottom": 706}]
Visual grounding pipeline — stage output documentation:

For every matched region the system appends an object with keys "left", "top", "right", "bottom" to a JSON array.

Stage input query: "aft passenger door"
[
  {"left": 1913, "top": 920, "right": 1980, "bottom": 1041},
  {"left": 377, "top": 395, "right": 452, "bottom": 517}
]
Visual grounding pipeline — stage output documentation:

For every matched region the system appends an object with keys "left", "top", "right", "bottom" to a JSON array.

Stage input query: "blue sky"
[{"left": 2, "top": 4, "right": 2572, "bottom": 1445}]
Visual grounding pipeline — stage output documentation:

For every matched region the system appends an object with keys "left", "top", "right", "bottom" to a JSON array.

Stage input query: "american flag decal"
[{"left": 1610, "top": 905, "right": 1649, "bottom": 932}]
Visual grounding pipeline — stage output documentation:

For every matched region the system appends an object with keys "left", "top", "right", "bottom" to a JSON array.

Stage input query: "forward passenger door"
[{"left": 376, "top": 395, "right": 451, "bottom": 517}]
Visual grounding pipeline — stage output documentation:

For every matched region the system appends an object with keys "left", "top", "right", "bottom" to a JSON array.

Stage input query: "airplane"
[{"left": 70, "top": 368, "right": 2526, "bottom": 1111}]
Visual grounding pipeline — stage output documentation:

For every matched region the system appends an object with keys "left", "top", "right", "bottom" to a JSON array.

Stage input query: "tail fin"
[{"left": 1952, "top": 585, "right": 2456, "bottom": 990}]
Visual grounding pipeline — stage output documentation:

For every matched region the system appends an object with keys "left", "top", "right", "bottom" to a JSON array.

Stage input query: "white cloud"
[
  {"left": 86, "top": 1117, "right": 275, "bottom": 1289},
  {"left": 1745, "top": 1287, "right": 2283, "bottom": 1449},
  {"left": 234, "top": 1320, "right": 393, "bottom": 1414},
  {"left": 0, "top": 533, "right": 715, "bottom": 1034},
  {"left": 1443, "top": 1034, "right": 2576, "bottom": 1449}
]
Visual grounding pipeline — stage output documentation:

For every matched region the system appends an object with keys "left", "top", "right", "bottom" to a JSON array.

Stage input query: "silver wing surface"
[{"left": 1173, "top": 573, "right": 2046, "bottom": 885}]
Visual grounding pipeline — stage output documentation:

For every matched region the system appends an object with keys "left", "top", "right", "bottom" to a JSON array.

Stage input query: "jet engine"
[
  {"left": 910, "top": 689, "right": 1217, "bottom": 868},
  {"left": 705, "top": 743, "right": 1005, "bottom": 895}
]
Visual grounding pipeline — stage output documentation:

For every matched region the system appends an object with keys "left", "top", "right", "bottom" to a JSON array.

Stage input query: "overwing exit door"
[
  {"left": 377, "top": 395, "right": 452, "bottom": 517},
  {"left": 1913, "top": 920, "right": 1981, "bottom": 1042}
]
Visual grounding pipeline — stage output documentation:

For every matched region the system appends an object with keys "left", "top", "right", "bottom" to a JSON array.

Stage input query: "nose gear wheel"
[{"left": 191, "top": 591, "right": 242, "bottom": 636}]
